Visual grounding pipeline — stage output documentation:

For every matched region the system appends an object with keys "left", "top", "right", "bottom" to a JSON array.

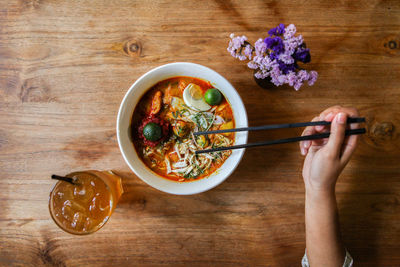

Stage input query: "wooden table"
[{"left": 1, "top": 0, "right": 399, "bottom": 266}]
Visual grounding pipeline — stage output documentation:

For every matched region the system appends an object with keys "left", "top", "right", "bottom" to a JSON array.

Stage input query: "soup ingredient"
[
  {"left": 196, "top": 135, "right": 209, "bottom": 148},
  {"left": 219, "top": 121, "right": 234, "bottom": 136},
  {"left": 163, "top": 84, "right": 173, "bottom": 105},
  {"left": 143, "top": 122, "right": 162, "bottom": 141},
  {"left": 164, "top": 132, "right": 232, "bottom": 180},
  {"left": 172, "top": 121, "right": 189, "bottom": 138},
  {"left": 170, "top": 97, "right": 187, "bottom": 114},
  {"left": 204, "top": 88, "right": 222, "bottom": 106},
  {"left": 178, "top": 80, "right": 189, "bottom": 92},
  {"left": 138, "top": 116, "right": 170, "bottom": 147},
  {"left": 183, "top": 83, "right": 211, "bottom": 111},
  {"left": 150, "top": 91, "right": 163, "bottom": 115}
]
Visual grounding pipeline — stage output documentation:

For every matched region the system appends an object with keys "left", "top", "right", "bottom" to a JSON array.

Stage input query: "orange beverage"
[{"left": 49, "top": 170, "right": 123, "bottom": 235}]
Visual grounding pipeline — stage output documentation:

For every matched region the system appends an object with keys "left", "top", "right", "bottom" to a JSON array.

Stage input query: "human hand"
[{"left": 300, "top": 106, "right": 359, "bottom": 193}]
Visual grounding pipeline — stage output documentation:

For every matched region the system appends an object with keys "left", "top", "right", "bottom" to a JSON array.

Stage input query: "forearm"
[{"left": 305, "top": 187, "right": 345, "bottom": 267}]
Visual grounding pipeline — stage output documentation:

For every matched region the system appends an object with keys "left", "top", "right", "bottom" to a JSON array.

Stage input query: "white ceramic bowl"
[{"left": 117, "top": 62, "right": 248, "bottom": 195}]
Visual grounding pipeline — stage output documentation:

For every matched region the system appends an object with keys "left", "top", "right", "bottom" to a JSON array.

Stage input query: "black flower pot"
[{"left": 253, "top": 75, "right": 276, "bottom": 89}]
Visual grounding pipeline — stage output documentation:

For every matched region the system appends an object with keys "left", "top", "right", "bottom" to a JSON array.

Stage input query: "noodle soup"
[{"left": 131, "top": 76, "right": 235, "bottom": 182}]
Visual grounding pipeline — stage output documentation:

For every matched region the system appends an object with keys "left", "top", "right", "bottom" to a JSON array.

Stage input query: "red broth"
[{"left": 131, "top": 76, "right": 235, "bottom": 182}]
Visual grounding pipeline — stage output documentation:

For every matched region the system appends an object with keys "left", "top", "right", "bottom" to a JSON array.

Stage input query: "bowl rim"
[{"left": 116, "top": 62, "right": 248, "bottom": 195}]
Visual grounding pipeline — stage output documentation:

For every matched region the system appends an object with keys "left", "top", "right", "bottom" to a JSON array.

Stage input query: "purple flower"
[
  {"left": 229, "top": 33, "right": 247, "bottom": 50},
  {"left": 283, "top": 24, "right": 296, "bottom": 39},
  {"left": 254, "top": 38, "right": 267, "bottom": 56},
  {"left": 283, "top": 35, "right": 304, "bottom": 55},
  {"left": 247, "top": 61, "right": 257, "bottom": 69},
  {"left": 308, "top": 71, "right": 318, "bottom": 86},
  {"left": 278, "top": 51, "right": 294, "bottom": 64},
  {"left": 293, "top": 70, "right": 310, "bottom": 90},
  {"left": 227, "top": 33, "right": 251, "bottom": 61},
  {"left": 243, "top": 45, "right": 253, "bottom": 60},
  {"left": 262, "top": 56, "right": 275, "bottom": 69},
  {"left": 248, "top": 55, "right": 263, "bottom": 69},
  {"left": 268, "top": 23, "right": 285, "bottom": 36},
  {"left": 278, "top": 60, "right": 296, "bottom": 74},
  {"left": 254, "top": 71, "right": 264, "bottom": 79},
  {"left": 264, "top": 36, "right": 285, "bottom": 57},
  {"left": 228, "top": 24, "right": 318, "bottom": 91},
  {"left": 297, "top": 70, "right": 310, "bottom": 81},
  {"left": 270, "top": 65, "right": 284, "bottom": 86},
  {"left": 294, "top": 48, "right": 311, "bottom": 63},
  {"left": 286, "top": 71, "right": 297, "bottom": 87},
  {"left": 248, "top": 55, "right": 275, "bottom": 79},
  {"left": 294, "top": 81, "right": 303, "bottom": 91}
]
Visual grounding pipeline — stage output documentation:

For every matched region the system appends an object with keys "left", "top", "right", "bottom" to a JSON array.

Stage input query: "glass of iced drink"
[{"left": 49, "top": 170, "right": 123, "bottom": 235}]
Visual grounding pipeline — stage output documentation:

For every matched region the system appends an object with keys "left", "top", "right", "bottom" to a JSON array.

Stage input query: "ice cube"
[
  {"left": 63, "top": 199, "right": 72, "bottom": 207},
  {"left": 99, "top": 202, "right": 110, "bottom": 212},
  {"left": 61, "top": 205, "right": 73, "bottom": 221},
  {"left": 89, "top": 196, "right": 99, "bottom": 213},
  {"left": 70, "top": 201, "right": 86, "bottom": 213},
  {"left": 71, "top": 212, "right": 85, "bottom": 229},
  {"left": 73, "top": 185, "right": 94, "bottom": 204},
  {"left": 61, "top": 187, "right": 74, "bottom": 200},
  {"left": 74, "top": 187, "right": 85, "bottom": 196},
  {"left": 83, "top": 217, "right": 92, "bottom": 232}
]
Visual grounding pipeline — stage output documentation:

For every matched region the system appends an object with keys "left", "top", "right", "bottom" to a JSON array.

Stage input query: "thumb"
[{"left": 327, "top": 112, "right": 347, "bottom": 158}]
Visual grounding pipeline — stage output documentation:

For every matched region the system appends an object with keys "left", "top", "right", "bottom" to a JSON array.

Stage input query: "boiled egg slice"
[
  {"left": 170, "top": 96, "right": 186, "bottom": 112},
  {"left": 183, "top": 83, "right": 211, "bottom": 111}
]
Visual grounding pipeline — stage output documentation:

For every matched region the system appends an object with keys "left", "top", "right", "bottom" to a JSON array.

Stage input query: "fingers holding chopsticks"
[
  {"left": 300, "top": 116, "right": 321, "bottom": 156},
  {"left": 319, "top": 106, "right": 359, "bottom": 161},
  {"left": 327, "top": 112, "right": 348, "bottom": 158},
  {"left": 315, "top": 111, "right": 335, "bottom": 132},
  {"left": 340, "top": 108, "right": 360, "bottom": 165},
  {"left": 315, "top": 105, "right": 354, "bottom": 132},
  {"left": 300, "top": 106, "right": 361, "bottom": 158}
]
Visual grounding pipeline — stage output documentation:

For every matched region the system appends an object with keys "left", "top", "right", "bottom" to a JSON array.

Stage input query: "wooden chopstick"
[
  {"left": 195, "top": 128, "right": 366, "bottom": 154},
  {"left": 193, "top": 117, "right": 365, "bottom": 136}
]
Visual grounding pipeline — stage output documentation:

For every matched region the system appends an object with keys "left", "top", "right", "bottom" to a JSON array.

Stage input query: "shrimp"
[
  {"left": 178, "top": 80, "right": 188, "bottom": 93},
  {"left": 163, "top": 84, "right": 172, "bottom": 105},
  {"left": 150, "top": 91, "right": 162, "bottom": 115},
  {"left": 172, "top": 121, "right": 189, "bottom": 138}
]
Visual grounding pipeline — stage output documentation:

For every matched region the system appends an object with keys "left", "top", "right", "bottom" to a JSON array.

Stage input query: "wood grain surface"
[{"left": 1, "top": 0, "right": 400, "bottom": 266}]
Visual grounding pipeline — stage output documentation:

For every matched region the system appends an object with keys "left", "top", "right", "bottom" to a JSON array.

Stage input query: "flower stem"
[{"left": 243, "top": 41, "right": 255, "bottom": 50}]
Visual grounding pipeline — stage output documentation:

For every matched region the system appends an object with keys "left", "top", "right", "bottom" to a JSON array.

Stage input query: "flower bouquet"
[{"left": 227, "top": 24, "right": 318, "bottom": 91}]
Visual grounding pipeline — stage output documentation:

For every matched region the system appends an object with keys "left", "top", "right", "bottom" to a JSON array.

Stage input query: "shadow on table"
[
  {"left": 339, "top": 142, "right": 398, "bottom": 264},
  {"left": 113, "top": 170, "right": 233, "bottom": 225},
  {"left": 111, "top": 170, "right": 272, "bottom": 265}
]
